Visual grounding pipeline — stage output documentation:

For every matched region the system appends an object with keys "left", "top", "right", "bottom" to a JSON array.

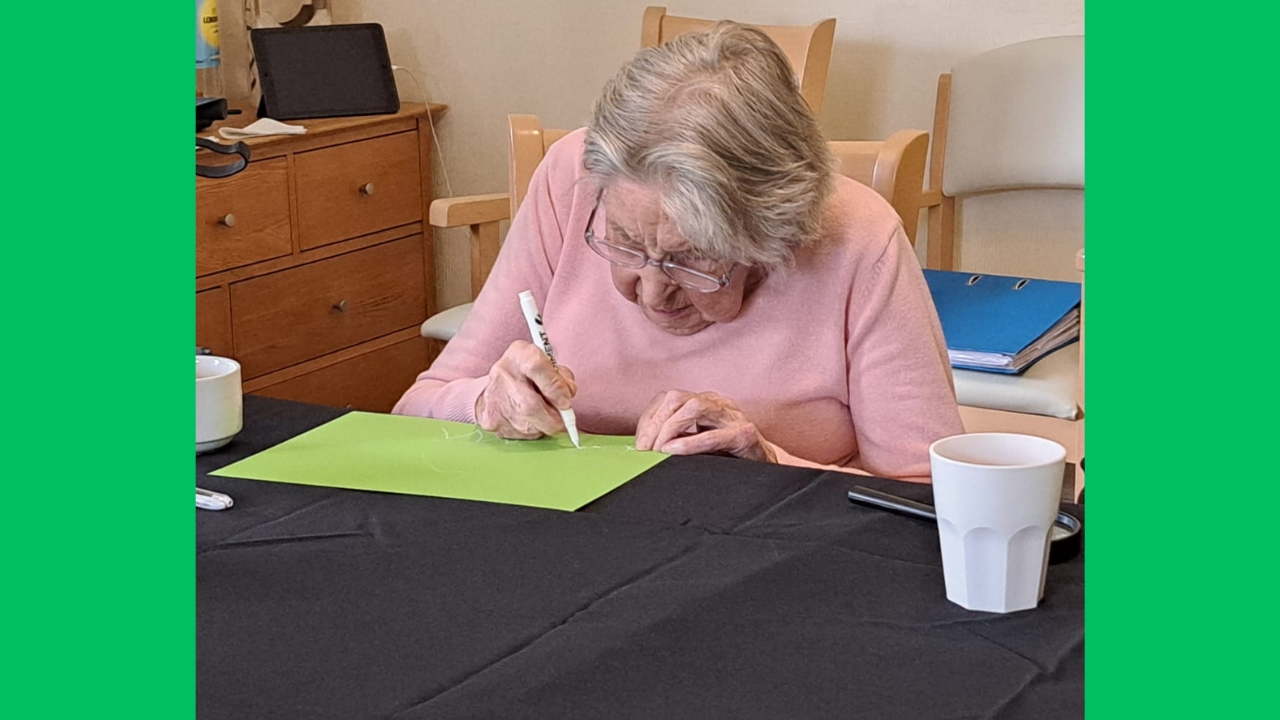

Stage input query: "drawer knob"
[
  {"left": 332, "top": 300, "right": 349, "bottom": 313},
  {"left": 219, "top": 213, "right": 236, "bottom": 228},
  {"left": 359, "top": 182, "right": 376, "bottom": 196}
]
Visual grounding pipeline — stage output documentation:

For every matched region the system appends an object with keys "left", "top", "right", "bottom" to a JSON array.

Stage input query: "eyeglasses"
[{"left": 583, "top": 195, "right": 734, "bottom": 293}]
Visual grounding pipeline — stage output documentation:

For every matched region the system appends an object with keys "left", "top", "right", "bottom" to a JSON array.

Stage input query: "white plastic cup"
[
  {"left": 929, "top": 433, "right": 1066, "bottom": 613},
  {"left": 196, "top": 356, "right": 243, "bottom": 454}
]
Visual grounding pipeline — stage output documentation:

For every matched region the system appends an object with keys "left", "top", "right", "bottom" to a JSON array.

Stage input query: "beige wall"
[{"left": 332, "top": 0, "right": 1084, "bottom": 309}]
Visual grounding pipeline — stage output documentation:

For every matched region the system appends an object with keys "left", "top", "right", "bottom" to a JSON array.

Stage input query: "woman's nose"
[{"left": 637, "top": 264, "right": 678, "bottom": 303}]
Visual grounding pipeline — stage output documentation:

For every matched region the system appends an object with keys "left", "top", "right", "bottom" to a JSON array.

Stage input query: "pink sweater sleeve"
[
  {"left": 392, "top": 139, "right": 573, "bottom": 421},
  {"left": 838, "top": 226, "right": 965, "bottom": 480}
]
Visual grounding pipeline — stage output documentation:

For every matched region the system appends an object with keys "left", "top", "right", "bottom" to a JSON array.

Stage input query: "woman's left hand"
[{"left": 635, "top": 390, "right": 777, "bottom": 463}]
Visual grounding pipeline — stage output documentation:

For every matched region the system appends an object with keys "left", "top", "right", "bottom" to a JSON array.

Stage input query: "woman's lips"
[{"left": 649, "top": 305, "right": 690, "bottom": 317}]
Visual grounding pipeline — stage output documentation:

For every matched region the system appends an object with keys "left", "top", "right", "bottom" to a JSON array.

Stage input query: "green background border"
[
  {"left": 1089, "top": 5, "right": 1274, "bottom": 718},
  {"left": 6, "top": 2, "right": 190, "bottom": 717}
]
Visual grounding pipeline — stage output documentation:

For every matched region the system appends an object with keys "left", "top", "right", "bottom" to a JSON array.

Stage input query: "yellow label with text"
[{"left": 199, "top": 0, "right": 219, "bottom": 49}]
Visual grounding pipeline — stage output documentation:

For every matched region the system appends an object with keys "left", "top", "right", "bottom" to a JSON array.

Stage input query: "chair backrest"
[
  {"left": 508, "top": 114, "right": 930, "bottom": 246},
  {"left": 507, "top": 116, "right": 572, "bottom": 220},
  {"left": 639, "top": 6, "right": 836, "bottom": 115},
  {"left": 926, "top": 35, "right": 1084, "bottom": 270},
  {"left": 508, "top": 6, "right": 836, "bottom": 219},
  {"left": 829, "top": 134, "right": 929, "bottom": 244}
]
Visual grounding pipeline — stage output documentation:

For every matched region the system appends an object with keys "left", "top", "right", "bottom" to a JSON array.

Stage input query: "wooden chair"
[
  {"left": 422, "top": 115, "right": 930, "bottom": 340},
  {"left": 918, "top": 35, "right": 1085, "bottom": 497},
  {"left": 422, "top": 6, "right": 844, "bottom": 338},
  {"left": 640, "top": 6, "right": 837, "bottom": 114},
  {"left": 828, "top": 134, "right": 929, "bottom": 244}
]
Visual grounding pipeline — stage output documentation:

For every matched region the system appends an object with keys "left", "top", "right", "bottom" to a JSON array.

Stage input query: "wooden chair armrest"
[
  {"left": 879, "top": 129, "right": 929, "bottom": 245},
  {"left": 427, "top": 193, "right": 510, "bottom": 301},
  {"left": 429, "top": 193, "right": 511, "bottom": 229}
]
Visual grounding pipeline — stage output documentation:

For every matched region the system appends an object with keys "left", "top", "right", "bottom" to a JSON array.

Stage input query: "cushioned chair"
[
  {"left": 919, "top": 35, "right": 1085, "bottom": 496},
  {"left": 422, "top": 117, "right": 930, "bottom": 341}
]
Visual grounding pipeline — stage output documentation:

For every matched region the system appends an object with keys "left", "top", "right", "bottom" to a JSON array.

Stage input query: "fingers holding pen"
[
  {"left": 523, "top": 351, "right": 578, "bottom": 411},
  {"left": 476, "top": 341, "right": 577, "bottom": 440}
]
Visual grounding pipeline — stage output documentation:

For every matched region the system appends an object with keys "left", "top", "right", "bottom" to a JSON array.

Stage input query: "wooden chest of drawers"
[{"left": 196, "top": 104, "right": 447, "bottom": 412}]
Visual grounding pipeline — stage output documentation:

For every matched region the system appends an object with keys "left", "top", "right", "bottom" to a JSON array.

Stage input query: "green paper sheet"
[{"left": 211, "top": 412, "right": 668, "bottom": 511}]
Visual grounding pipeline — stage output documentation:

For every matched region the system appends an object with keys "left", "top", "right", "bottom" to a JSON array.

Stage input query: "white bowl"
[{"left": 197, "top": 356, "right": 243, "bottom": 454}]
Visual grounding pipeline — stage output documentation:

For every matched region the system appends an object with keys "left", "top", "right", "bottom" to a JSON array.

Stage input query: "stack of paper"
[{"left": 923, "top": 270, "right": 1082, "bottom": 374}]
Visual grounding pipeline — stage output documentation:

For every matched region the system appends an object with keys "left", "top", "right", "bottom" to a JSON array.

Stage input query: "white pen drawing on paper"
[{"left": 428, "top": 423, "right": 608, "bottom": 451}]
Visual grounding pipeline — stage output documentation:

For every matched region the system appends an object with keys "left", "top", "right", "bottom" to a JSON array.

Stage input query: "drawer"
[
  {"left": 295, "top": 132, "right": 422, "bottom": 249},
  {"left": 195, "top": 287, "right": 233, "bottom": 357},
  {"left": 252, "top": 336, "right": 434, "bottom": 412},
  {"left": 196, "top": 158, "right": 292, "bottom": 276},
  {"left": 230, "top": 237, "right": 427, "bottom": 378}
]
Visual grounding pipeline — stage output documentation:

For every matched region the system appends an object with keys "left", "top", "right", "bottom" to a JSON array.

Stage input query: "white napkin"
[{"left": 218, "top": 118, "right": 307, "bottom": 140}]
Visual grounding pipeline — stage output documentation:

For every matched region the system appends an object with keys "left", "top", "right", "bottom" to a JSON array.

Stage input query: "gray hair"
[{"left": 583, "top": 22, "right": 834, "bottom": 271}]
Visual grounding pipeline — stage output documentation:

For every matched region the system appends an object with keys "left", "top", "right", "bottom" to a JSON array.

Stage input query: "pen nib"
[{"left": 567, "top": 425, "right": 581, "bottom": 449}]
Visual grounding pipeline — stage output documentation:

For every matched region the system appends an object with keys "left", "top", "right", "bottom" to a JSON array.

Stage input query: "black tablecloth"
[{"left": 197, "top": 397, "right": 1083, "bottom": 719}]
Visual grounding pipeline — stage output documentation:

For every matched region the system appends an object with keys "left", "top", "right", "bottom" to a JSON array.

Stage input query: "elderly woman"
[{"left": 395, "top": 23, "right": 963, "bottom": 481}]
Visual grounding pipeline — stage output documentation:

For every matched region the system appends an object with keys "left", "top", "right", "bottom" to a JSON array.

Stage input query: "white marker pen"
[
  {"left": 196, "top": 487, "right": 234, "bottom": 511},
  {"left": 518, "top": 290, "right": 581, "bottom": 448}
]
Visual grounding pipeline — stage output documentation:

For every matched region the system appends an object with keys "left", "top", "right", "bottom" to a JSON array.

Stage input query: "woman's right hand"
[{"left": 474, "top": 341, "right": 578, "bottom": 440}]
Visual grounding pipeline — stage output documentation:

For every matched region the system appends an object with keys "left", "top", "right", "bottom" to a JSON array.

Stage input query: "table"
[{"left": 198, "top": 397, "right": 1083, "bottom": 719}]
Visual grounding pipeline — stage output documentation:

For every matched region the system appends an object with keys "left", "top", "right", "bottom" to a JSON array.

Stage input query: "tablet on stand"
[{"left": 251, "top": 23, "right": 401, "bottom": 121}]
